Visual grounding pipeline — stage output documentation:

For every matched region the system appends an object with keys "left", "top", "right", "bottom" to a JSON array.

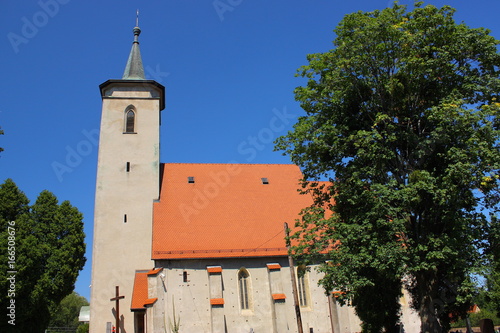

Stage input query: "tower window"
[
  {"left": 261, "top": 178, "right": 269, "bottom": 185},
  {"left": 125, "top": 109, "right": 136, "bottom": 133},
  {"left": 124, "top": 214, "right": 127, "bottom": 223},
  {"left": 183, "top": 271, "right": 188, "bottom": 283},
  {"left": 187, "top": 177, "right": 195, "bottom": 183},
  {"left": 126, "top": 162, "right": 130, "bottom": 172}
]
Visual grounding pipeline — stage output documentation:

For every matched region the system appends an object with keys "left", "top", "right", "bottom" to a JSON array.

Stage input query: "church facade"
[{"left": 90, "top": 24, "right": 420, "bottom": 333}]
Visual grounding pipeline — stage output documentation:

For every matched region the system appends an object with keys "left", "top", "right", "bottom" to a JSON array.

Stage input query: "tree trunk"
[{"left": 416, "top": 271, "right": 442, "bottom": 333}]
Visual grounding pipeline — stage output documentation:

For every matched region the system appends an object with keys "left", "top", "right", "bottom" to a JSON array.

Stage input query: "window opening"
[
  {"left": 126, "top": 162, "right": 130, "bottom": 172},
  {"left": 183, "top": 271, "right": 188, "bottom": 283},
  {"left": 124, "top": 214, "right": 127, "bottom": 223},
  {"left": 125, "top": 109, "right": 135, "bottom": 133},
  {"left": 261, "top": 178, "right": 269, "bottom": 185},
  {"left": 188, "top": 176, "right": 195, "bottom": 183},
  {"left": 298, "top": 266, "right": 308, "bottom": 307},
  {"left": 238, "top": 269, "right": 250, "bottom": 310}
]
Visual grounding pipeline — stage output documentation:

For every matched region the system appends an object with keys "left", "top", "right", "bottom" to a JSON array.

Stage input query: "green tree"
[
  {"left": 451, "top": 284, "right": 500, "bottom": 328},
  {"left": 49, "top": 292, "right": 89, "bottom": 329},
  {"left": 487, "top": 215, "right": 500, "bottom": 318},
  {"left": 76, "top": 323, "right": 89, "bottom": 333},
  {"left": 276, "top": 2, "right": 500, "bottom": 332},
  {"left": 0, "top": 179, "right": 86, "bottom": 333}
]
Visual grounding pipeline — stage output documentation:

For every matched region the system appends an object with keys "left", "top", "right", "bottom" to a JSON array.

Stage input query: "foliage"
[
  {"left": 76, "top": 323, "right": 89, "bottom": 333},
  {"left": 487, "top": 215, "right": 500, "bottom": 318},
  {"left": 49, "top": 291, "right": 89, "bottom": 328},
  {"left": 276, "top": 2, "right": 500, "bottom": 332},
  {"left": 0, "top": 179, "right": 86, "bottom": 333},
  {"left": 169, "top": 297, "right": 181, "bottom": 333},
  {"left": 451, "top": 285, "right": 500, "bottom": 327}
]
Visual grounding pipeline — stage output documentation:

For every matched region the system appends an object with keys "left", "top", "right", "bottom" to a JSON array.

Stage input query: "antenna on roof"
[{"left": 136, "top": 9, "right": 139, "bottom": 27}]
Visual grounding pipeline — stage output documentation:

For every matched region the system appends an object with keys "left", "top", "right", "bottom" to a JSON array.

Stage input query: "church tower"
[{"left": 90, "top": 22, "right": 165, "bottom": 333}]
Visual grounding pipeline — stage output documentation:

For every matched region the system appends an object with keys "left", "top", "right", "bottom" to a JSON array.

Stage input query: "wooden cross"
[{"left": 110, "top": 286, "right": 125, "bottom": 333}]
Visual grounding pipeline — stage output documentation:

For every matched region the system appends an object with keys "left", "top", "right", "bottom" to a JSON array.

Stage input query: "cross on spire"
[{"left": 110, "top": 286, "right": 125, "bottom": 333}]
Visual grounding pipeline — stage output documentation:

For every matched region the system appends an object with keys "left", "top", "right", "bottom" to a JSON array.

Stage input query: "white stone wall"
[
  {"left": 150, "top": 258, "right": 349, "bottom": 333},
  {"left": 147, "top": 257, "right": 421, "bottom": 333},
  {"left": 90, "top": 81, "right": 163, "bottom": 333}
]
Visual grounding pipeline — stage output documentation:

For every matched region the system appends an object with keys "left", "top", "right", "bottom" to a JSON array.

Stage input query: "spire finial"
[
  {"left": 122, "top": 10, "right": 145, "bottom": 80},
  {"left": 132, "top": 10, "right": 141, "bottom": 44}
]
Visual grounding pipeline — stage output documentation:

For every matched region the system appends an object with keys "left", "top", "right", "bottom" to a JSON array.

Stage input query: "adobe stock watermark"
[
  {"left": 7, "top": 0, "right": 71, "bottom": 54},
  {"left": 52, "top": 128, "right": 99, "bottom": 182},
  {"left": 6, "top": 221, "right": 16, "bottom": 326},
  {"left": 179, "top": 106, "right": 297, "bottom": 223},
  {"left": 51, "top": 64, "right": 170, "bottom": 182},
  {"left": 213, "top": 0, "right": 243, "bottom": 21},
  {"left": 237, "top": 106, "right": 296, "bottom": 162}
]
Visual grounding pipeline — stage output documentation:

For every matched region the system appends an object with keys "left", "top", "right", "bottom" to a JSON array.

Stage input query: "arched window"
[
  {"left": 125, "top": 109, "right": 135, "bottom": 133},
  {"left": 297, "top": 265, "right": 309, "bottom": 307},
  {"left": 238, "top": 268, "right": 251, "bottom": 310}
]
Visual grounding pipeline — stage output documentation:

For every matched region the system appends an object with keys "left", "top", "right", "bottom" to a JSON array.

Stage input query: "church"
[{"left": 89, "top": 22, "right": 420, "bottom": 333}]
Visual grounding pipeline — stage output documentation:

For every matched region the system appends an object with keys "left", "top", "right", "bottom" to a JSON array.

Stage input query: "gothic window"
[
  {"left": 238, "top": 268, "right": 251, "bottom": 310},
  {"left": 297, "top": 265, "right": 309, "bottom": 307},
  {"left": 125, "top": 109, "right": 136, "bottom": 133}
]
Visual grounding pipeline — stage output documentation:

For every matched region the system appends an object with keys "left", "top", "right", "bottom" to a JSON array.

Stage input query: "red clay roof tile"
[
  {"left": 272, "top": 293, "right": 286, "bottom": 300},
  {"left": 266, "top": 263, "right": 282, "bottom": 270},
  {"left": 147, "top": 268, "right": 163, "bottom": 276},
  {"left": 152, "top": 163, "right": 314, "bottom": 259},
  {"left": 131, "top": 271, "right": 149, "bottom": 310},
  {"left": 210, "top": 298, "right": 225, "bottom": 305},
  {"left": 206, "top": 266, "right": 222, "bottom": 273}
]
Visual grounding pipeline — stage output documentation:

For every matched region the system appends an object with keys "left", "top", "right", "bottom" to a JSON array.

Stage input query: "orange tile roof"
[
  {"left": 272, "top": 293, "right": 286, "bottom": 300},
  {"left": 152, "top": 163, "right": 315, "bottom": 259},
  {"left": 267, "top": 263, "right": 282, "bottom": 270},
  {"left": 210, "top": 298, "right": 225, "bottom": 305},
  {"left": 206, "top": 266, "right": 222, "bottom": 273},
  {"left": 144, "top": 298, "right": 158, "bottom": 306},
  {"left": 131, "top": 271, "right": 149, "bottom": 310},
  {"left": 147, "top": 268, "right": 163, "bottom": 276}
]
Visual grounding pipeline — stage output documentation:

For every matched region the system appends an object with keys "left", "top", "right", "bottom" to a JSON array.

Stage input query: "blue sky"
[{"left": 1, "top": 0, "right": 499, "bottom": 302}]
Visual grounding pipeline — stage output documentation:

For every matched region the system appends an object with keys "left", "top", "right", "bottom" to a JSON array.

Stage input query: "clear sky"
[{"left": 1, "top": 0, "right": 499, "bottom": 303}]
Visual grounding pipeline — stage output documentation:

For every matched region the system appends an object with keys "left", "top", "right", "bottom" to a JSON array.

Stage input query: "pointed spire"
[{"left": 122, "top": 11, "right": 145, "bottom": 80}]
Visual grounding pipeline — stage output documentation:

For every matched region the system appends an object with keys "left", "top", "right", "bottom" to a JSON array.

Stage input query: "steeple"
[{"left": 122, "top": 13, "right": 145, "bottom": 80}]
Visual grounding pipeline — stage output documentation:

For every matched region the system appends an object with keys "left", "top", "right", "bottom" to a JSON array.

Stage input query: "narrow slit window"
[
  {"left": 183, "top": 271, "right": 188, "bottom": 283},
  {"left": 125, "top": 110, "right": 135, "bottom": 133},
  {"left": 126, "top": 162, "right": 130, "bottom": 172},
  {"left": 238, "top": 269, "right": 250, "bottom": 310},
  {"left": 261, "top": 178, "right": 269, "bottom": 185},
  {"left": 124, "top": 214, "right": 127, "bottom": 223},
  {"left": 188, "top": 176, "right": 195, "bottom": 183},
  {"left": 297, "top": 266, "right": 309, "bottom": 307}
]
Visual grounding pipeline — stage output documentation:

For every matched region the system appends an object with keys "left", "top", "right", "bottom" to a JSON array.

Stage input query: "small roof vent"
[
  {"left": 261, "top": 177, "right": 269, "bottom": 185},
  {"left": 188, "top": 176, "right": 195, "bottom": 183}
]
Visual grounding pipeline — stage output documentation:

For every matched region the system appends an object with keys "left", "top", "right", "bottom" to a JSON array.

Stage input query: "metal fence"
[{"left": 45, "top": 327, "right": 76, "bottom": 333}]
